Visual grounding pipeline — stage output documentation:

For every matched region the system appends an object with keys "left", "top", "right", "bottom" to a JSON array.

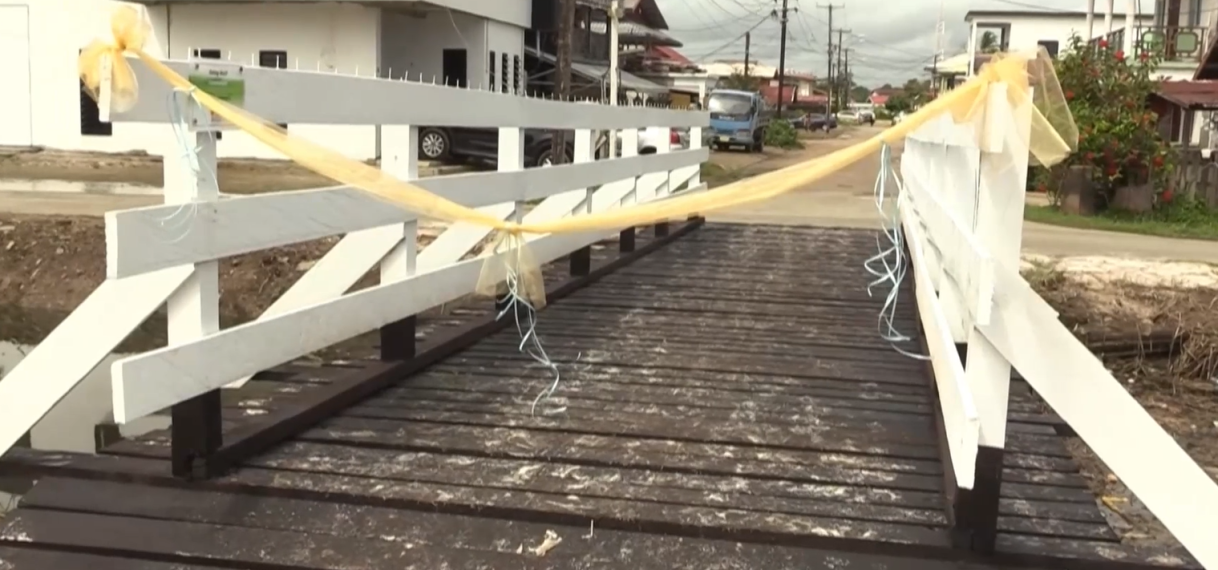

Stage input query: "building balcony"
[{"left": 1090, "top": 25, "right": 1208, "bottom": 65}]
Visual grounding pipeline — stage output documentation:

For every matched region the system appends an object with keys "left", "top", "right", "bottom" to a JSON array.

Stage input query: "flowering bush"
[{"left": 1038, "top": 35, "right": 1174, "bottom": 205}]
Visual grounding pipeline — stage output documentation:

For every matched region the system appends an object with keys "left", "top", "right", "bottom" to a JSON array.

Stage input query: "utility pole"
[
  {"left": 744, "top": 32, "right": 751, "bottom": 78},
  {"left": 776, "top": 0, "right": 790, "bottom": 115},
  {"left": 552, "top": 0, "right": 574, "bottom": 164},
  {"left": 818, "top": 3, "right": 843, "bottom": 113},
  {"left": 834, "top": 28, "right": 850, "bottom": 112},
  {"left": 608, "top": 0, "right": 620, "bottom": 156},
  {"left": 842, "top": 47, "right": 850, "bottom": 106}
]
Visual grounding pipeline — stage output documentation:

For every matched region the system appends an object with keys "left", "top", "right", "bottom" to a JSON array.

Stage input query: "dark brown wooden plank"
[
  {"left": 996, "top": 533, "right": 1200, "bottom": 569},
  {"left": 0, "top": 509, "right": 550, "bottom": 569},
  {"left": 387, "top": 375, "right": 935, "bottom": 415},
  {"left": 337, "top": 405, "right": 942, "bottom": 459},
  {"left": 432, "top": 357, "right": 934, "bottom": 398},
  {"left": 0, "top": 547, "right": 225, "bottom": 570},
  {"left": 6, "top": 479, "right": 1003, "bottom": 570}
]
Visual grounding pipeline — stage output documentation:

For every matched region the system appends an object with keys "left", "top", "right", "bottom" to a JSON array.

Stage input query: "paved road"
[
  {"left": 711, "top": 125, "right": 1218, "bottom": 263},
  {"left": 3, "top": 130, "right": 1216, "bottom": 263}
]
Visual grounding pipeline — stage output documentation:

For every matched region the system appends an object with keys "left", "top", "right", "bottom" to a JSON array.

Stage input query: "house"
[
  {"left": 760, "top": 72, "right": 827, "bottom": 108},
  {"left": 703, "top": 59, "right": 777, "bottom": 81},
  {"left": 1088, "top": 0, "right": 1218, "bottom": 147},
  {"left": 525, "top": 0, "right": 668, "bottom": 102},
  {"left": 1, "top": 0, "right": 530, "bottom": 160},
  {"left": 869, "top": 87, "right": 901, "bottom": 107},
  {"left": 964, "top": 9, "right": 1152, "bottom": 71}
]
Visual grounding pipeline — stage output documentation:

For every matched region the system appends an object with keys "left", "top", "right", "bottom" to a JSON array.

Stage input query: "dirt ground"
[
  {"left": 0, "top": 146, "right": 339, "bottom": 194},
  {"left": 0, "top": 213, "right": 448, "bottom": 356},
  {"left": 1024, "top": 257, "right": 1218, "bottom": 549}
]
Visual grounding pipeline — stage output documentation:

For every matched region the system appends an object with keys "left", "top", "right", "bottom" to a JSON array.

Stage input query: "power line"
[{"left": 690, "top": 15, "right": 773, "bottom": 62}]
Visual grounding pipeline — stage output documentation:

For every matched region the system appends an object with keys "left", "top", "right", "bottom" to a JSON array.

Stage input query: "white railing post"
[
  {"left": 687, "top": 116, "right": 704, "bottom": 221},
  {"left": 618, "top": 127, "right": 640, "bottom": 252},
  {"left": 495, "top": 126, "right": 526, "bottom": 313},
  {"left": 654, "top": 124, "right": 673, "bottom": 236},
  {"left": 164, "top": 109, "right": 222, "bottom": 478},
  {"left": 955, "top": 82, "right": 1031, "bottom": 554},
  {"left": 378, "top": 125, "right": 419, "bottom": 360},
  {"left": 570, "top": 128, "right": 595, "bottom": 276}
]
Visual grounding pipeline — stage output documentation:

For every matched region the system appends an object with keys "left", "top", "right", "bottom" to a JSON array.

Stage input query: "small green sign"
[{"left": 188, "top": 73, "right": 245, "bottom": 107}]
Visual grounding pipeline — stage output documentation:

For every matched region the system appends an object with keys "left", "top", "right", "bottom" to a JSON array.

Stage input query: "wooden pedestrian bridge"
[{"left": 1, "top": 49, "right": 1216, "bottom": 570}]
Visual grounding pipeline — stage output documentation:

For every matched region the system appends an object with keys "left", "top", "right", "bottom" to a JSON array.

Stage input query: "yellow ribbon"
[{"left": 80, "top": 3, "right": 1077, "bottom": 308}]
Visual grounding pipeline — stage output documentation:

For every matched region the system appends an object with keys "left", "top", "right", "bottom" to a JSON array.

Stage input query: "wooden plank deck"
[{"left": 0, "top": 224, "right": 1197, "bottom": 569}]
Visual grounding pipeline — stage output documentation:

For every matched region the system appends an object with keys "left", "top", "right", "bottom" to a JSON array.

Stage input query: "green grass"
[
  {"left": 1025, "top": 203, "right": 1218, "bottom": 241},
  {"left": 701, "top": 162, "right": 750, "bottom": 188}
]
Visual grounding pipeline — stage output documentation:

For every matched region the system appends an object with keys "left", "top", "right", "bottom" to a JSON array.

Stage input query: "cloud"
[{"left": 660, "top": 0, "right": 1085, "bottom": 86}]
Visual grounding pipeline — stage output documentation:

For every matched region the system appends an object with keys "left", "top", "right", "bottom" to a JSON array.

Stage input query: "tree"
[
  {"left": 885, "top": 93, "right": 913, "bottom": 115},
  {"left": 979, "top": 31, "right": 1000, "bottom": 53},
  {"left": 719, "top": 71, "right": 762, "bottom": 91},
  {"left": 850, "top": 85, "right": 871, "bottom": 102},
  {"left": 1038, "top": 34, "right": 1173, "bottom": 206}
]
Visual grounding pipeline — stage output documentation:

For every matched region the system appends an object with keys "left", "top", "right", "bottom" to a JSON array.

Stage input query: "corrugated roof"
[{"left": 1154, "top": 80, "right": 1218, "bottom": 109}]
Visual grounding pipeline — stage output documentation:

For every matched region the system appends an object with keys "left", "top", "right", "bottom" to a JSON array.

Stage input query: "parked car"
[
  {"left": 803, "top": 113, "right": 837, "bottom": 132},
  {"left": 416, "top": 127, "right": 580, "bottom": 168}
]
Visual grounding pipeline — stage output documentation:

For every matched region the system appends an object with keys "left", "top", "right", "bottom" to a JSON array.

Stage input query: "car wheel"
[
  {"left": 418, "top": 128, "right": 449, "bottom": 160},
  {"left": 533, "top": 147, "right": 571, "bottom": 168}
]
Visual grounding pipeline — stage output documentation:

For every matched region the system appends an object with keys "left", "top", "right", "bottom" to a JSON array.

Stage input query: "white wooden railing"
[
  {"left": 900, "top": 84, "right": 1218, "bottom": 567},
  {"left": 0, "top": 57, "right": 709, "bottom": 456}
]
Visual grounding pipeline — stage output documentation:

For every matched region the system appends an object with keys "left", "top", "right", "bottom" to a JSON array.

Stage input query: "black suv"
[{"left": 418, "top": 127, "right": 592, "bottom": 168}]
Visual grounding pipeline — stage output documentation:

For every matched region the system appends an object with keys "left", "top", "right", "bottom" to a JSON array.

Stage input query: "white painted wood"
[
  {"left": 688, "top": 125, "right": 703, "bottom": 191},
  {"left": 977, "top": 263, "right": 1218, "bottom": 570},
  {"left": 617, "top": 129, "right": 640, "bottom": 206},
  {"left": 105, "top": 149, "right": 706, "bottom": 278},
  {"left": 164, "top": 121, "right": 220, "bottom": 386},
  {"left": 113, "top": 226, "right": 619, "bottom": 423},
  {"left": 574, "top": 129, "right": 595, "bottom": 216},
  {"left": 114, "top": 58, "right": 709, "bottom": 130},
  {"left": 963, "top": 83, "right": 1028, "bottom": 448},
  {"left": 378, "top": 124, "right": 419, "bottom": 347},
  {"left": 902, "top": 164, "right": 994, "bottom": 328},
  {"left": 901, "top": 194, "right": 979, "bottom": 490},
  {"left": 0, "top": 266, "right": 193, "bottom": 457}
]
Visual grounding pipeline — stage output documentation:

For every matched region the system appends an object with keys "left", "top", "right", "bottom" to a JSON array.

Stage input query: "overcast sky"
[{"left": 660, "top": 0, "right": 1098, "bottom": 87}]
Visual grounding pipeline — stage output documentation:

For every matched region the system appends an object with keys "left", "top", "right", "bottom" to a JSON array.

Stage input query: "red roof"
[
  {"left": 1154, "top": 80, "right": 1218, "bottom": 109},
  {"left": 870, "top": 93, "right": 891, "bottom": 105},
  {"left": 761, "top": 85, "right": 828, "bottom": 106},
  {"left": 645, "top": 45, "right": 691, "bottom": 66}
]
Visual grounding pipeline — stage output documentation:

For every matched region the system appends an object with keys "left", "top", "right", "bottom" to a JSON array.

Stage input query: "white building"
[
  {"left": 964, "top": 8, "right": 1153, "bottom": 61},
  {"left": 0, "top": 0, "right": 528, "bottom": 160}
]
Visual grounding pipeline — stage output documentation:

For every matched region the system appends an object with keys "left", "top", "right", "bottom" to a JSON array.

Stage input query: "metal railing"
[{"left": 1089, "top": 25, "right": 1207, "bottom": 63}]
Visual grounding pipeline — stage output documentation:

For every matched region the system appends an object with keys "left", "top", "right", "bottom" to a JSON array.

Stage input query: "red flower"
[
  {"left": 1139, "top": 52, "right": 1150, "bottom": 62},
  {"left": 1115, "top": 50, "right": 1125, "bottom": 61},
  {"left": 1153, "top": 155, "right": 1165, "bottom": 168},
  {"left": 1162, "top": 188, "right": 1174, "bottom": 202},
  {"left": 1065, "top": 90, "right": 1075, "bottom": 100},
  {"left": 1099, "top": 39, "right": 1109, "bottom": 48}
]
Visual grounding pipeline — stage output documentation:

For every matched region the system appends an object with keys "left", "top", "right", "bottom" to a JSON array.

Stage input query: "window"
[
  {"left": 489, "top": 51, "right": 497, "bottom": 90},
  {"left": 1037, "top": 40, "right": 1059, "bottom": 58},
  {"left": 78, "top": 49, "right": 112, "bottom": 136},
  {"left": 513, "top": 55, "right": 521, "bottom": 94},
  {"left": 258, "top": 50, "right": 287, "bottom": 69},
  {"left": 79, "top": 80, "right": 112, "bottom": 136},
  {"left": 502, "top": 53, "right": 510, "bottom": 92},
  {"left": 193, "top": 48, "right": 221, "bottom": 59}
]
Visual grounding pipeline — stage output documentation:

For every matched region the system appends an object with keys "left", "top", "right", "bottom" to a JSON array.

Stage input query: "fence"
[
  {"left": 1171, "top": 148, "right": 1218, "bottom": 208},
  {"left": 900, "top": 83, "right": 1218, "bottom": 566},
  {"left": 0, "top": 56, "right": 709, "bottom": 474}
]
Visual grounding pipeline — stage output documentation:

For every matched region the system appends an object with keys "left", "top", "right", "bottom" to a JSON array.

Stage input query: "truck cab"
[{"left": 707, "top": 89, "right": 769, "bottom": 152}]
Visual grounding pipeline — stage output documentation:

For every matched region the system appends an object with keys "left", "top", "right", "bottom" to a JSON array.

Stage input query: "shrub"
[
  {"left": 765, "top": 120, "right": 804, "bottom": 149},
  {"left": 1044, "top": 35, "right": 1175, "bottom": 207}
]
